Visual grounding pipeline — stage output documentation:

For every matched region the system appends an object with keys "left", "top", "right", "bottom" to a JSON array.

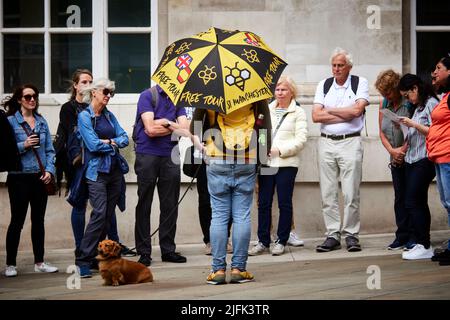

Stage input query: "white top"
[
  {"left": 313, "top": 75, "right": 369, "bottom": 135},
  {"left": 267, "top": 99, "right": 308, "bottom": 168}
]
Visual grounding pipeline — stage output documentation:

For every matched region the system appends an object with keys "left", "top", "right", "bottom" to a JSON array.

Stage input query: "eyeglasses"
[
  {"left": 101, "top": 88, "right": 115, "bottom": 97},
  {"left": 23, "top": 94, "right": 38, "bottom": 101}
]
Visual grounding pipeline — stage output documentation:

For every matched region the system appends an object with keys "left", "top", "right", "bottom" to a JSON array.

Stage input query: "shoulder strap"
[
  {"left": 149, "top": 86, "right": 159, "bottom": 109},
  {"left": 272, "top": 112, "right": 289, "bottom": 140},
  {"left": 323, "top": 77, "right": 334, "bottom": 96},
  {"left": 19, "top": 122, "right": 46, "bottom": 174},
  {"left": 324, "top": 75, "right": 359, "bottom": 96},
  {"left": 350, "top": 75, "right": 359, "bottom": 95}
]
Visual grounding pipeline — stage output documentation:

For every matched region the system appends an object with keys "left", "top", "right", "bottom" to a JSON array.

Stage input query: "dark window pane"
[
  {"left": 3, "top": 34, "right": 44, "bottom": 92},
  {"left": 50, "top": 0, "right": 92, "bottom": 28},
  {"left": 51, "top": 34, "right": 92, "bottom": 93},
  {"left": 3, "top": 0, "right": 44, "bottom": 27},
  {"left": 416, "top": 32, "right": 450, "bottom": 82},
  {"left": 417, "top": 0, "right": 450, "bottom": 26},
  {"left": 108, "top": 0, "right": 150, "bottom": 27},
  {"left": 109, "top": 34, "right": 150, "bottom": 93}
]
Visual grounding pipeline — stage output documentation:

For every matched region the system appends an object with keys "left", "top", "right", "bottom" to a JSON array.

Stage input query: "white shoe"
[
  {"left": 287, "top": 232, "right": 304, "bottom": 247},
  {"left": 34, "top": 262, "right": 58, "bottom": 273},
  {"left": 248, "top": 242, "right": 269, "bottom": 256},
  {"left": 402, "top": 244, "right": 433, "bottom": 260},
  {"left": 5, "top": 265, "right": 17, "bottom": 277},
  {"left": 271, "top": 242, "right": 285, "bottom": 256}
]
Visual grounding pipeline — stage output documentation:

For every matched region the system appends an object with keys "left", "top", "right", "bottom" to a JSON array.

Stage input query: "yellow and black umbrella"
[{"left": 151, "top": 27, "right": 287, "bottom": 114}]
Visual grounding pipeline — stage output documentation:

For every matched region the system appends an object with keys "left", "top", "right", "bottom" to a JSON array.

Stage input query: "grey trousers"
[
  {"left": 76, "top": 167, "right": 123, "bottom": 267},
  {"left": 134, "top": 153, "right": 181, "bottom": 256}
]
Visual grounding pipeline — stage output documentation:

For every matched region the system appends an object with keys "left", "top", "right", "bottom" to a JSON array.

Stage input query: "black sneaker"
[
  {"left": 432, "top": 249, "right": 450, "bottom": 262},
  {"left": 161, "top": 252, "right": 187, "bottom": 263},
  {"left": 316, "top": 237, "right": 341, "bottom": 252},
  {"left": 120, "top": 244, "right": 137, "bottom": 257},
  {"left": 138, "top": 254, "right": 152, "bottom": 266},
  {"left": 345, "top": 236, "right": 362, "bottom": 252}
]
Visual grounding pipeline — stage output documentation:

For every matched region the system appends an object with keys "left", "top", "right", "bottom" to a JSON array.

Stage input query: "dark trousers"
[
  {"left": 134, "top": 154, "right": 180, "bottom": 256},
  {"left": 196, "top": 163, "right": 231, "bottom": 244},
  {"left": 257, "top": 167, "right": 298, "bottom": 246},
  {"left": 6, "top": 173, "right": 48, "bottom": 266},
  {"left": 75, "top": 167, "right": 123, "bottom": 267},
  {"left": 390, "top": 163, "right": 412, "bottom": 243},
  {"left": 71, "top": 201, "right": 120, "bottom": 250},
  {"left": 404, "top": 158, "right": 436, "bottom": 248}
]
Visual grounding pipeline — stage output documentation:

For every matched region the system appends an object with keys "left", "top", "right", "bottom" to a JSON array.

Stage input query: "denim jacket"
[
  {"left": 78, "top": 105, "right": 129, "bottom": 181},
  {"left": 8, "top": 111, "right": 55, "bottom": 176}
]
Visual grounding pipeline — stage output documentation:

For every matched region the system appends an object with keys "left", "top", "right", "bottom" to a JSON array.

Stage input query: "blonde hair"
[
  {"left": 374, "top": 69, "right": 401, "bottom": 96},
  {"left": 276, "top": 75, "right": 299, "bottom": 100},
  {"left": 80, "top": 78, "right": 115, "bottom": 104}
]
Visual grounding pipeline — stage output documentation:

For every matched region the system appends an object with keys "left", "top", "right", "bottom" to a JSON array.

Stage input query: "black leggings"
[{"left": 6, "top": 173, "right": 48, "bottom": 266}]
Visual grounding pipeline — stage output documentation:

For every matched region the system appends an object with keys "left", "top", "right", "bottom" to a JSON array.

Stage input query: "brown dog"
[{"left": 96, "top": 240, "right": 153, "bottom": 286}]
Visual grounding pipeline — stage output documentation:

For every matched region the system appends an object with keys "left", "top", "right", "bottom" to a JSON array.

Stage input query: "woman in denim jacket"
[
  {"left": 74, "top": 78, "right": 129, "bottom": 278},
  {"left": 2, "top": 84, "right": 58, "bottom": 277}
]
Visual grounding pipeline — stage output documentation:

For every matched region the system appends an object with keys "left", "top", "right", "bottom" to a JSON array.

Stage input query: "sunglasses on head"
[
  {"left": 101, "top": 88, "right": 115, "bottom": 97},
  {"left": 23, "top": 94, "right": 38, "bottom": 101}
]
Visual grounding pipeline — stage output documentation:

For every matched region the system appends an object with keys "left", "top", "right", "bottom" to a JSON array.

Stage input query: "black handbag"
[{"left": 182, "top": 145, "right": 202, "bottom": 178}]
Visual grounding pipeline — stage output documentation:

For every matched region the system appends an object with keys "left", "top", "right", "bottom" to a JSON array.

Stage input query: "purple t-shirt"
[{"left": 135, "top": 86, "right": 186, "bottom": 156}]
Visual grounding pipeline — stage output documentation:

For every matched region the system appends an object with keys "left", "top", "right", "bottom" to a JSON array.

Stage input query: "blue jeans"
[
  {"left": 435, "top": 162, "right": 450, "bottom": 222},
  {"left": 207, "top": 162, "right": 256, "bottom": 272},
  {"left": 257, "top": 167, "right": 298, "bottom": 246}
]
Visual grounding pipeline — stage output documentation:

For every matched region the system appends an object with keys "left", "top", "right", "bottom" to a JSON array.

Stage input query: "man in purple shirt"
[{"left": 134, "top": 85, "right": 189, "bottom": 266}]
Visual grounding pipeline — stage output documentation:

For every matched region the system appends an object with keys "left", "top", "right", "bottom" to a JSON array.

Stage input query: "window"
[
  {"left": 1, "top": 0, "right": 156, "bottom": 95},
  {"left": 411, "top": 0, "right": 450, "bottom": 80}
]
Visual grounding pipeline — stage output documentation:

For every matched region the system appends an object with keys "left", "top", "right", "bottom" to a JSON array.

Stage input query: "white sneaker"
[
  {"left": 271, "top": 242, "right": 285, "bottom": 256},
  {"left": 34, "top": 262, "right": 58, "bottom": 273},
  {"left": 402, "top": 244, "right": 433, "bottom": 260},
  {"left": 248, "top": 242, "right": 269, "bottom": 256},
  {"left": 287, "top": 231, "right": 304, "bottom": 247},
  {"left": 5, "top": 265, "right": 17, "bottom": 277}
]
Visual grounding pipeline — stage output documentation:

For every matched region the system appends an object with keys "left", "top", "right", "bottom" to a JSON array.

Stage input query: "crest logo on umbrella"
[{"left": 175, "top": 54, "right": 193, "bottom": 83}]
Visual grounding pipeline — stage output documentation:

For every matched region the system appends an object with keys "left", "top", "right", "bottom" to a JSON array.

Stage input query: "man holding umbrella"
[
  {"left": 152, "top": 27, "right": 286, "bottom": 284},
  {"left": 134, "top": 85, "right": 189, "bottom": 266}
]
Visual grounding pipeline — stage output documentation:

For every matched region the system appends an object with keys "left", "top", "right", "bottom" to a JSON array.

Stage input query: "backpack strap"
[
  {"left": 323, "top": 75, "right": 359, "bottom": 96},
  {"left": 323, "top": 77, "right": 334, "bottom": 96},
  {"left": 350, "top": 75, "right": 359, "bottom": 95}
]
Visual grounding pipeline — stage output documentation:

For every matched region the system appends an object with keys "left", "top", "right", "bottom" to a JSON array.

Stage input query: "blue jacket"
[
  {"left": 77, "top": 105, "right": 129, "bottom": 181},
  {"left": 8, "top": 111, "right": 55, "bottom": 176},
  {"left": 68, "top": 105, "right": 128, "bottom": 211}
]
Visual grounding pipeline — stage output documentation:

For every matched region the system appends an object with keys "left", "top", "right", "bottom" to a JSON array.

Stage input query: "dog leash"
[{"left": 126, "top": 163, "right": 202, "bottom": 253}]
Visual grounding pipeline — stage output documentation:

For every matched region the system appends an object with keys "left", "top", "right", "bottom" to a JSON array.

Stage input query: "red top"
[{"left": 427, "top": 93, "right": 450, "bottom": 163}]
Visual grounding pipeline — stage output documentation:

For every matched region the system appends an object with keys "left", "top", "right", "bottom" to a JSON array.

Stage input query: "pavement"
[{"left": 0, "top": 231, "right": 449, "bottom": 302}]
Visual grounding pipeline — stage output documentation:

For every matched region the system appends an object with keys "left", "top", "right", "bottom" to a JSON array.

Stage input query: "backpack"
[
  {"left": 132, "top": 86, "right": 159, "bottom": 147},
  {"left": 323, "top": 75, "right": 359, "bottom": 96},
  {"left": 53, "top": 101, "right": 85, "bottom": 193},
  {"left": 211, "top": 104, "right": 257, "bottom": 156}
]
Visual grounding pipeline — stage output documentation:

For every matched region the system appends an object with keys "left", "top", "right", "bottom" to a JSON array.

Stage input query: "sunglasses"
[
  {"left": 23, "top": 94, "right": 38, "bottom": 101},
  {"left": 101, "top": 88, "right": 115, "bottom": 97}
]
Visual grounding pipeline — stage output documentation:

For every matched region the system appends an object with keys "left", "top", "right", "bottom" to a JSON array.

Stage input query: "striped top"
[
  {"left": 274, "top": 107, "right": 287, "bottom": 121},
  {"left": 405, "top": 97, "right": 439, "bottom": 164}
]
